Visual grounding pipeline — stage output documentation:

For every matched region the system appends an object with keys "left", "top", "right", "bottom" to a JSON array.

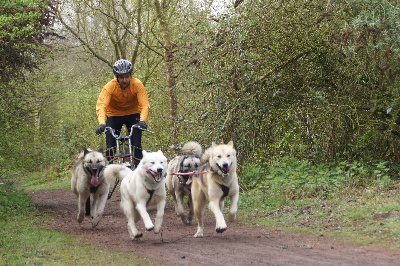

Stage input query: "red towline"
[{"left": 168, "top": 171, "right": 207, "bottom": 176}]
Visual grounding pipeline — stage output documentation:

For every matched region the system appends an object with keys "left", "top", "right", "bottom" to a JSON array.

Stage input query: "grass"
[
  {"left": 237, "top": 158, "right": 400, "bottom": 249},
  {"left": 0, "top": 216, "right": 148, "bottom": 265},
  {"left": 20, "top": 171, "right": 71, "bottom": 191},
  {"left": 0, "top": 178, "right": 148, "bottom": 266},
  {"left": 240, "top": 185, "right": 400, "bottom": 250}
]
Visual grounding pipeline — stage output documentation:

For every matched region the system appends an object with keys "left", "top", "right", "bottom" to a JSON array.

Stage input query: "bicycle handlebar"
[{"left": 103, "top": 123, "right": 154, "bottom": 139}]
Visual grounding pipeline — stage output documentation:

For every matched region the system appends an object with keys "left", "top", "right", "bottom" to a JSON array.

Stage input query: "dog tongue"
[
  {"left": 91, "top": 175, "right": 99, "bottom": 187},
  {"left": 155, "top": 172, "right": 162, "bottom": 182}
]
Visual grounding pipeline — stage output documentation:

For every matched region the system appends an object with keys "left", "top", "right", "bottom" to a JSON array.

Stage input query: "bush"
[
  {"left": 0, "top": 181, "right": 37, "bottom": 220},
  {"left": 239, "top": 158, "right": 397, "bottom": 211}
]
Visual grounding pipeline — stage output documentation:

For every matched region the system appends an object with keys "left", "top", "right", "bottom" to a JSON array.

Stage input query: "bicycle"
[
  {"left": 103, "top": 123, "right": 154, "bottom": 198},
  {"left": 103, "top": 124, "right": 154, "bottom": 168},
  {"left": 86, "top": 123, "right": 154, "bottom": 215}
]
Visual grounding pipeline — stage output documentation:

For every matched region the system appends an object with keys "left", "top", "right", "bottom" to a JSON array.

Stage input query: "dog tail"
[
  {"left": 181, "top": 141, "right": 202, "bottom": 157},
  {"left": 200, "top": 147, "right": 212, "bottom": 164},
  {"left": 103, "top": 164, "right": 132, "bottom": 185}
]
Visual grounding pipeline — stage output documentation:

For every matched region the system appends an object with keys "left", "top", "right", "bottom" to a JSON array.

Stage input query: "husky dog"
[
  {"left": 191, "top": 141, "right": 239, "bottom": 237},
  {"left": 166, "top": 141, "right": 202, "bottom": 224},
  {"left": 71, "top": 148, "right": 109, "bottom": 228},
  {"left": 117, "top": 150, "right": 168, "bottom": 239}
]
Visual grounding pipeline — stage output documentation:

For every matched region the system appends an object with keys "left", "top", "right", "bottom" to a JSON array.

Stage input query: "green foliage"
[
  {"left": 0, "top": 181, "right": 37, "bottom": 220},
  {"left": 170, "top": 0, "right": 400, "bottom": 165},
  {"left": 239, "top": 158, "right": 400, "bottom": 247},
  {"left": 250, "top": 191, "right": 400, "bottom": 247},
  {"left": 0, "top": 0, "right": 58, "bottom": 173},
  {"left": 0, "top": 0, "right": 56, "bottom": 84},
  {"left": 3, "top": 0, "right": 400, "bottom": 181},
  {"left": 239, "top": 158, "right": 397, "bottom": 211}
]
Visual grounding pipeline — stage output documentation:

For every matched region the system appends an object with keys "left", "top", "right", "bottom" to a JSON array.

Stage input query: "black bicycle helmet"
[{"left": 112, "top": 59, "right": 133, "bottom": 75}]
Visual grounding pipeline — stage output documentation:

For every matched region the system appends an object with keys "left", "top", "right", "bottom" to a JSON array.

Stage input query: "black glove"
[
  {"left": 138, "top": 120, "right": 147, "bottom": 130},
  {"left": 96, "top": 124, "right": 106, "bottom": 135}
]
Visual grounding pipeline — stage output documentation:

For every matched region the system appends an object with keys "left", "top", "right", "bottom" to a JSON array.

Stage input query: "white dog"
[
  {"left": 191, "top": 141, "right": 239, "bottom": 237},
  {"left": 118, "top": 150, "right": 168, "bottom": 239}
]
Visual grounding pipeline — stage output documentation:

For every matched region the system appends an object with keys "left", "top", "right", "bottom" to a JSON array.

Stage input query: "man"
[{"left": 95, "top": 59, "right": 150, "bottom": 166}]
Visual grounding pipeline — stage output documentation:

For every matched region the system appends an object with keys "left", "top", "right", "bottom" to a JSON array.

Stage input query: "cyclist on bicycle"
[{"left": 95, "top": 59, "right": 150, "bottom": 166}]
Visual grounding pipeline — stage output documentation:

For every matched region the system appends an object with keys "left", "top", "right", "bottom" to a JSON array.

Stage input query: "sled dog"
[
  {"left": 191, "top": 140, "right": 239, "bottom": 237},
  {"left": 71, "top": 148, "right": 109, "bottom": 228},
  {"left": 118, "top": 150, "right": 168, "bottom": 239},
  {"left": 166, "top": 141, "right": 202, "bottom": 224}
]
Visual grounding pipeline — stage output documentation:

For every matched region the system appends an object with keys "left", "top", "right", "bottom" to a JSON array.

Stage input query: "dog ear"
[
  {"left": 98, "top": 148, "right": 104, "bottom": 153},
  {"left": 227, "top": 140, "right": 234, "bottom": 146},
  {"left": 84, "top": 148, "right": 91, "bottom": 155},
  {"left": 212, "top": 142, "right": 217, "bottom": 148}
]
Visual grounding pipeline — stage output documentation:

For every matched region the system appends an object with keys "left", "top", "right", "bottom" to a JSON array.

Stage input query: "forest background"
[{"left": 1, "top": 0, "right": 400, "bottom": 241}]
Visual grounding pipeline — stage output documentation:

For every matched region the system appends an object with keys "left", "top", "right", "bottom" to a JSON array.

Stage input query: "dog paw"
[
  {"left": 216, "top": 227, "right": 227, "bottom": 233},
  {"left": 92, "top": 217, "right": 100, "bottom": 228},
  {"left": 145, "top": 226, "right": 154, "bottom": 231},
  {"left": 77, "top": 213, "right": 84, "bottom": 223},
  {"left": 180, "top": 215, "right": 191, "bottom": 225},
  {"left": 194, "top": 232, "right": 203, "bottom": 238},
  {"left": 130, "top": 232, "right": 143, "bottom": 239}
]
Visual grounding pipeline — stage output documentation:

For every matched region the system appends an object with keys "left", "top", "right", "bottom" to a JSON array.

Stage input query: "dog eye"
[{"left": 217, "top": 155, "right": 221, "bottom": 158}]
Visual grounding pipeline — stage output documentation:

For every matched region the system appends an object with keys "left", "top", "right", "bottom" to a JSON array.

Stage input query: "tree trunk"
[{"left": 154, "top": 0, "right": 178, "bottom": 146}]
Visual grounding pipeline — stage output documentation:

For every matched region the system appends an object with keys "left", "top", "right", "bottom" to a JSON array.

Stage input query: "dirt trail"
[{"left": 29, "top": 189, "right": 400, "bottom": 265}]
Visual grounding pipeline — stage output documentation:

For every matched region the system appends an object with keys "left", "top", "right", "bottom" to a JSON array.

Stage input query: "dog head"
[
  {"left": 208, "top": 141, "right": 237, "bottom": 177},
  {"left": 180, "top": 155, "right": 201, "bottom": 173},
  {"left": 140, "top": 150, "right": 168, "bottom": 183},
  {"left": 82, "top": 148, "right": 108, "bottom": 187},
  {"left": 178, "top": 155, "right": 201, "bottom": 185}
]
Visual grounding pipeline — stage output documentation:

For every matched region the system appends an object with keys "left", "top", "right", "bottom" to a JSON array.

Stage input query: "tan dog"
[
  {"left": 119, "top": 150, "right": 168, "bottom": 239},
  {"left": 71, "top": 148, "right": 109, "bottom": 228},
  {"left": 191, "top": 141, "right": 239, "bottom": 237},
  {"left": 166, "top": 141, "right": 202, "bottom": 224}
]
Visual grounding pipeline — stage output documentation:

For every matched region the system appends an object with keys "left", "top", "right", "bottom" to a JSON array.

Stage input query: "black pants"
[{"left": 105, "top": 114, "right": 143, "bottom": 165}]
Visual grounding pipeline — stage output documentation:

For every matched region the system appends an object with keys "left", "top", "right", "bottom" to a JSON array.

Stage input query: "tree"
[
  {"left": 0, "top": 0, "right": 57, "bottom": 84},
  {"left": 55, "top": 0, "right": 163, "bottom": 82},
  {"left": 56, "top": 0, "right": 222, "bottom": 147},
  {"left": 153, "top": 0, "right": 178, "bottom": 145},
  {"left": 0, "top": 0, "right": 59, "bottom": 169},
  {"left": 173, "top": 0, "right": 400, "bottom": 162}
]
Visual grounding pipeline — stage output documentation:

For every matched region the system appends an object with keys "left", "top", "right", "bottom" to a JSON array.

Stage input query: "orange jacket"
[{"left": 96, "top": 78, "right": 150, "bottom": 124}]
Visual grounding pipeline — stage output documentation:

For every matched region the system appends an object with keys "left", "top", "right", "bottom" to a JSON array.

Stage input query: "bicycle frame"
[{"left": 104, "top": 124, "right": 154, "bottom": 168}]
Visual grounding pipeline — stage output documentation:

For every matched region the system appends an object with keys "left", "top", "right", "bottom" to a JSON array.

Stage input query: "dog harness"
[
  {"left": 107, "top": 178, "right": 120, "bottom": 200},
  {"left": 219, "top": 184, "right": 229, "bottom": 199},
  {"left": 146, "top": 188, "right": 155, "bottom": 205}
]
